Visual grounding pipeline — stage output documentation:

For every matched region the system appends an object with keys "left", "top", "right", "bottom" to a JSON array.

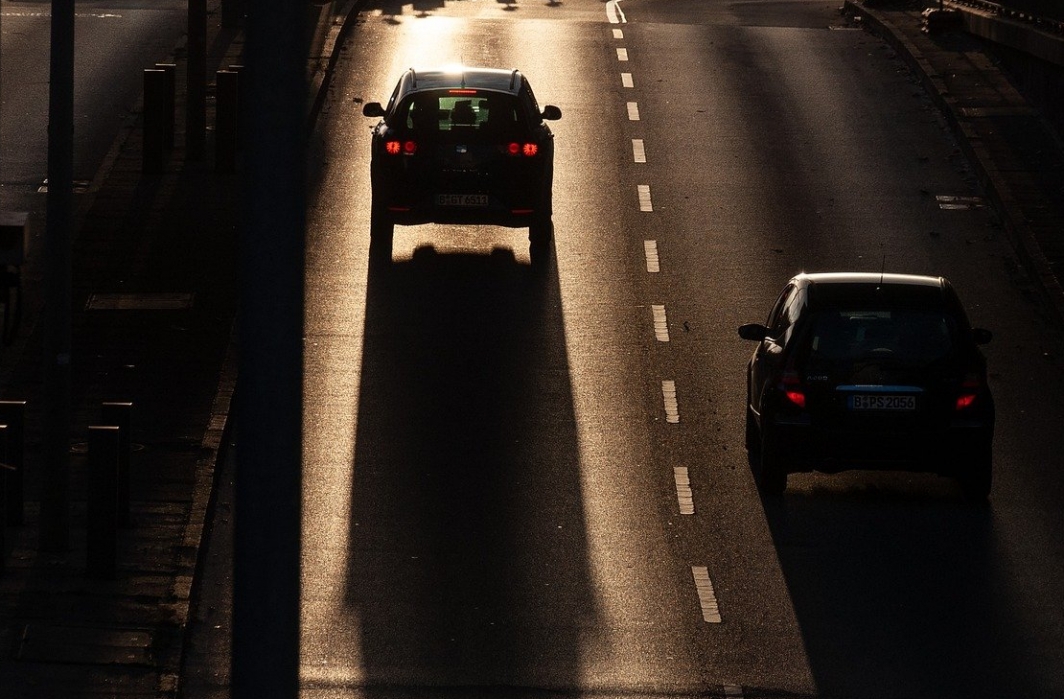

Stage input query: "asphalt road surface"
[{"left": 187, "top": 0, "right": 1064, "bottom": 697}]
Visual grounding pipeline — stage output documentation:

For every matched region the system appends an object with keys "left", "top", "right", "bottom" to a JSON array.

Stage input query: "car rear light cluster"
[
  {"left": 505, "top": 142, "right": 538, "bottom": 157},
  {"left": 955, "top": 371, "right": 983, "bottom": 411},
  {"left": 385, "top": 140, "right": 417, "bottom": 155},
  {"left": 774, "top": 359, "right": 804, "bottom": 408}
]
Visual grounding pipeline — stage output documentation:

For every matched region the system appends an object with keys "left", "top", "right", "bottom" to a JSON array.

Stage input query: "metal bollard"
[
  {"left": 0, "top": 401, "right": 26, "bottom": 526},
  {"left": 143, "top": 68, "right": 168, "bottom": 174},
  {"left": 215, "top": 69, "right": 240, "bottom": 172},
  {"left": 154, "top": 63, "right": 177, "bottom": 150},
  {"left": 86, "top": 426, "right": 120, "bottom": 579},
  {"left": 102, "top": 402, "right": 133, "bottom": 528}
]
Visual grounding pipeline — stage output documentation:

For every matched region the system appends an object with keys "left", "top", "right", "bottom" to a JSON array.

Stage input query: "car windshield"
[
  {"left": 803, "top": 308, "right": 959, "bottom": 371},
  {"left": 391, "top": 90, "right": 524, "bottom": 136}
]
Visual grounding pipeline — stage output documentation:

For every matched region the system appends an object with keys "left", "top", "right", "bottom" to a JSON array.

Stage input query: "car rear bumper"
[{"left": 767, "top": 416, "right": 993, "bottom": 475}]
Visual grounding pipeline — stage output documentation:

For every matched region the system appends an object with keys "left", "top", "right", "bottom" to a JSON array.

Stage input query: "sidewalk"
[
  {"left": 0, "top": 1, "right": 1062, "bottom": 698},
  {"left": 0, "top": 2, "right": 356, "bottom": 697},
  {"left": 846, "top": 0, "right": 1064, "bottom": 325}
]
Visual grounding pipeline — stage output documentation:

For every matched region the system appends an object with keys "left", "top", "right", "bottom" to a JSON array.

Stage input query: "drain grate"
[
  {"left": 18, "top": 624, "right": 153, "bottom": 666},
  {"left": 86, "top": 292, "right": 194, "bottom": 310},
  {"left": 936, "top": 194, "right": 985, "bottom": 210},
  {"left": 38, "top": 178, "right": 91, "bottom": 194}
]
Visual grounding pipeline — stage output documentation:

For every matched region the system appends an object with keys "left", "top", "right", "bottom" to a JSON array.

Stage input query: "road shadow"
[
  {"left": 761, "top": 479, "right": 1044, "bottom": 698},
  {"left": 346, "top": 243, "right": 594, "bottom": 694}
]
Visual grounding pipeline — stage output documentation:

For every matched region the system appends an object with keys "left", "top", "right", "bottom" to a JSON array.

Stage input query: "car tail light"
[
  {"left": 777, "top": 360, "right": 806, "bottom": 409},
  {"left": 505, "top": 142, "right": 538, "bottom": 157},
  {"left": 385, "top": 140, "right": 416, "bottom": 155},
  {"left": 955, "top": 371, "right": 983, "bottom": 411}
]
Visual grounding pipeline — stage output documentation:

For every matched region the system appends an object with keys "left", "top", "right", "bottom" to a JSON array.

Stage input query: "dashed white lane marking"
[
  {"left": 724, "top": 685, "right": 744, "bottom": 697},
  {"left": 621, "top": 72, "right": 634, "bottom": 88},
  {"left": 661, "top": 380, "right": 679, "bottom": 423},
  {"left": 632, "top": 139, "right": 646, "bottom": 163},
  {"left": 637, "top": 184, "right": 653, "bottom": 212},
  {"left": 607, "top": 1, "right": 627, "bottom": 24},
  {"left": 644, "top": 240, "right": 660, "bottom": 273},
  {"left": 651, "top": 304, "right": 669, "bottom": 341},
  {"left": 627, "top": 101, "right": 640, "bottom": 121},
  {"left": 674, "top": 467, "right": 694, "bottom": 514},
  {"left": 617, "top": 47, "right": 629, "bottom": 61},
  {"left": 692, "top": 566, "right": 722, "bottom": 623},
  {"left": 612, "top": 28, "right": 624, "bottom": 39}
]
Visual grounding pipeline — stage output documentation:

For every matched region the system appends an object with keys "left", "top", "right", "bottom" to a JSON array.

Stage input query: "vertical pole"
[
  {"left": 215, "top": 70, "right": 240, "bottom": 172},
  {"left": 86, "top": 425, "right": 119, "bottom": 579},
  {"left": 1, "top": 425, "right": 8, "bottom": 574},
  {"left": 143, "top": 69, "right": 168, "bottom": 174},
  {"left": 187, "top": 0, "right": 207, "bottom": 160},
  {"left": 41, "top": 0, "right": 75, "bottom": 553},
  {"left": 102, "top": 402, "right": 133, "bottom": 528},
  {"left": 154, "top": 63, "right": 177, "bottom": 151},
  {"left": 234, "top": 0, "right": 306, "bottom": 694},
  {"left": 0, "top": 401, "right": 27, "bottom": 526}
]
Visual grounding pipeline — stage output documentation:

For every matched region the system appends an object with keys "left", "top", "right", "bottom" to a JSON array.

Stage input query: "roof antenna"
[{"left": 878, "top": 244, "right": 886, "bottom": 290}]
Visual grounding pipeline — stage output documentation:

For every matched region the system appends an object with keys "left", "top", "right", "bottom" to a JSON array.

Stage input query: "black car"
[
  {"left": 362, "top": 66, "right": 561, "bottom": 261},
  {"left": 738, "top": 272, "right": 995, "bottom": 499}
]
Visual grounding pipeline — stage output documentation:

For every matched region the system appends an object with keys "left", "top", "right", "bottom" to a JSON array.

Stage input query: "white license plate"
[
  {"left": 436, "top": 193, "right": 488, "bottom": 207},
  {"left": 850, "top": 394, "right": 917, "bottom": 411}
]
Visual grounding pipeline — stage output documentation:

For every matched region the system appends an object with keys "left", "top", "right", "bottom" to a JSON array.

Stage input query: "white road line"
[
  {"left": 612, "top": 28, "right": 624, "bottom": 39},
  {"left": 662, "top": 380, "right": 679, "bottom": 423},
  {"left": 627, "top": 102, "right": 640, "bottom": 121},
  {"left": 606, "top": 1, "right": 627, "bottom": 24},
  {"left": 651, "top": 304, "right": 669, "bottom": 341},
  {"left": 724, "top": 685, "right": 744, "bottom": 697},
  {"left": 632, "top": 139, "right": 646, "bottom": 163},
  {"left": 621, "top": 72, "right": 634, "bottom": 88},
  {"left": 644, "top": 240, "right": 660, "bottom": 273},
  {"left": 674, "top": 467, "right": 694, "bottom": 514},
  {"left": 692, "top": 566, "right": 722, "bottom": 623},
  {"left": 616, "top": 47, "right": 629, "bottom": 61},
  {"left": 637, "top": 184, "right": 653, "bottom": 212}
]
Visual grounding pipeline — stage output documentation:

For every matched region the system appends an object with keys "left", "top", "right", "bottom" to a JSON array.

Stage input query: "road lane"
[
  {"left": 618, "top": 1, "right": 1064, "bottom": 696},
  {"left": 301, "top": 2, "right": 815, "bottom": 696}
]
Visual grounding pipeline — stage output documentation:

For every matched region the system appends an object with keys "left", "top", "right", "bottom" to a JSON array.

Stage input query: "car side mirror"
[
  {"left": 541, "top": 105, "right": 562, "bottom": 121},
  {"left": 738, "top": 323, "right": 769, "bottom": 342},
  {"left": 362, "top": 102, "right": 386, "bottom": 118},
  {"left": 972, "top": 327, "right": 992, "bottom": 345}
]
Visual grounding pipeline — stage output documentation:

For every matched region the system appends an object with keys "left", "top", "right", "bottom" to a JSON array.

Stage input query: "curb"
[{"left": 845, "top": 0, "right": 1064, "bottom": 330}]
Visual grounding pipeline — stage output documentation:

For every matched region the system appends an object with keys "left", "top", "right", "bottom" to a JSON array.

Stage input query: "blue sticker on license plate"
[{"left": 850, "top": 394, "right": 917, "bottom": 410}]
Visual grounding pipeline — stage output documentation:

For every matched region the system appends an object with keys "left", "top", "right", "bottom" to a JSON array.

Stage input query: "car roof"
[
  {"left": 400, "top": 67, "right": 524, "bottom": 96},
  {"left": 793, "top": 272, "right": 946, "bottom": 288}
]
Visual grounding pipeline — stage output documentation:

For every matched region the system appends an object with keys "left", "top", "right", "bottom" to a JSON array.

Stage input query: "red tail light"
[
  {"left": 779, "top": 369, "right": 806, "bottom": 409},
  {"left": 385, "top": 140, "right": 417, "bottom": 155},
  {"left": 955, "top": 371, "right": 983, "bottom": 411},
  {"left": 505, "top": 142, "right": 538, "bottom": 157}
]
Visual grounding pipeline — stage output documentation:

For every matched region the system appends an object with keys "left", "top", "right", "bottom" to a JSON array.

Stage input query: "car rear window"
[
  {"left": 805, "top": 308, "right": 959, "bottom": 369},
  {"left": 392, "top": 90, "right": 525, "bottom": 136}
]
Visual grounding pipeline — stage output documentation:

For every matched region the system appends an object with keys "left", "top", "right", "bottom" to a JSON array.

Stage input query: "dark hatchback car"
[
  {"left": 362, "top": 66, "right": 561, "bottom": 260},
  {"left": 738, "top": 273, "right": 995, "bottom": 499}
]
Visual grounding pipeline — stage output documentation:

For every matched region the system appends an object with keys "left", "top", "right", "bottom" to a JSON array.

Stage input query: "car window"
[
  {"left": 766, "top": 284, "right": 796, "bottom": 337},
  {"left": 392, "top": 91, "right": 525, "bottom": 136},
  {"left": 805, "top": 309, "right": 958, "bottom": 368}
]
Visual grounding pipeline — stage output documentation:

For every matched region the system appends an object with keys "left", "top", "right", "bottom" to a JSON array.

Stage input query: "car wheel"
[
  {"left": 756, "top": 426, "right": 788, "bottom": 495},
  {"left": 528, "top": 216, "right": 553, "bottom": 245},
  {"left": 959, "top": 448, "right": 992, "bottom": 502},
  {"left": 745, "top": 406, "right": 760, "bottom": 461},
  {"left": 370, "top": 203, "right": 393, "bottom": 259}
]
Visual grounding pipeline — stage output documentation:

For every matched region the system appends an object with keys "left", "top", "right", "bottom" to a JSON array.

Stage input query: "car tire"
[
  {"left": 529, "top": 216, "right": 553, "bottom": 245},
  {"left": 370, "top": 202, "right": 394, "bottom": 259},
  {"left": 745, "top": 406, "right": 760, "bottom": 461},
  {"left": 756, "top": 426, "right": 788, "bottom": 495},
  {"left": 959, "top": 448, "right": 992, "bottom": 502}
]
